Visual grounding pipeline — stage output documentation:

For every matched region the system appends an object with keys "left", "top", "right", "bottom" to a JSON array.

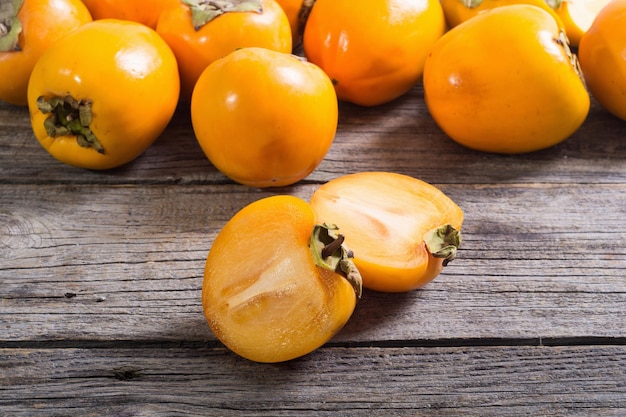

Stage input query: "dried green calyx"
[
  {"left": 309, "top": 224, "right": 363, "bottom": 298},
  {"left": 37, "top": 95, "right": 104, "bottom": 154},
  {"left": 424, "top": 224, "right": 462, "bottom": 266},
  {"left": 182, "top": 0, "right": 262, "bottom": 31},
  {"left": 0, "top": 0, "right": 24, "bottom": 52}
]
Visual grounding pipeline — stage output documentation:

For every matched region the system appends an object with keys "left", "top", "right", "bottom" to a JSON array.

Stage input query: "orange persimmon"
[
  {"left": 439, "top": 0, "right": 564, "bottom": 29},
  {"left": 80, "top": 0, "right": 179, "bottom": 29},
  {"left": 309, "top": 172, "right": 463, "bottom": 293},
  {"left": 191, "top": 47, "right": 338, "bottom": 188},
  {"left": 156, "top": 0, "right": 292, "bottom": 100},
  {"left": 0, "top": 0, "right": 92, "bottom": 106},
  {"left": 27, "top": 19, "right": 180, "bottom": 170},
  {"left": 423, "top": 5, "right": 589, "bottom": 154},
  {"left": 302, "top": 0, "right": 446, "bottom": 106},
  {"left": 578, "top": 0, "right": 626, "bottom": 121},
  {"left": 203, "top": 195, "right": 361, "bottom": 363}
]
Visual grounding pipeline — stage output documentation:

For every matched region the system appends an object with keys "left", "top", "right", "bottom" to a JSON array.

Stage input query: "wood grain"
[
  {"left": 1, "top": 81, "right": 625, "bottom": 415},
  {"left": 2, "top": 345, "right": 625, "bottom": 416}
]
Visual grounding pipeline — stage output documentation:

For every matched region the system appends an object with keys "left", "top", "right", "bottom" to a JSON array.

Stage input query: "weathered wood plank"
[
  {"left": 1, "top": 345, "right": 625, "bottom": 416},
  {"left": 2, "top": 183, "right": 624, "bottom": 342},
  {"left": 1, "top": 86, "right": 625, "bottom": 186}
]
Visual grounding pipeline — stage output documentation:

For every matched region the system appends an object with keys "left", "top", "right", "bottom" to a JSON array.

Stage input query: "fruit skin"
[
  {"left": 274, "top": 0, "right": 313, "bottom": 47},
  {"left": 156, "top": 0, "right": 292, "bottom": 101},
  {"left": 302, "top": 0, "right": 446, "bottom": 106},
  {"left": 191, "top": 47, "right": 338, "bottom": 188},
  {"left": 423, "top": 4, "right": 590, "bottom": 154},
  {"left": 0, "top": 0, "right": 93, "bottom": 106},
  {"left": 80, "top": 0, "right": 179, "bottom": 29},
  {"left": 440, "top": 0, "right": 564, "bottom": 30},
  {"left": 309, "top": 172, "right": 464, "bottom": 293},
  {"left": 27, "top": 19, "right": 180, "bottom": 170},
  {"left": 578, "top": 0, "right": 626, "bottom": 121},
  {"left": 202, "top": 195, "right": 359, "bottom": 363}
]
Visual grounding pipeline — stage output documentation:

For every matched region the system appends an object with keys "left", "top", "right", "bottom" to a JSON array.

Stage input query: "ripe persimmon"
[
  {"left": 80, "top": 0, "right": 179, "bottom": 29},
  {"left": 578, "top": 0, "right": 626, "bottom": 121},
  {"left": 27, "top": 20, "right": 180, "bottom": 169},
  {"left": 191, "top": 47, "right": 338, "bottom": 188},
  {"left": 302, "top": 0, "right": 446, "bottom": 106},
  {"left": 309, "top": 172, "right": 463, "bottom": 293},
  {"left": 439, "top": 0, "right": 564, "bottom": 29},
  {"left": 0, "top": 0, "right": 92, "bottom": 106},
  {"left": 423, "top": 5, "right": 589, "bottom": 154},
  {"left": 156, "top": 0, "right": 292, "bottom": 100},
  {"left": 202, "top": 195, "right": 361, "bottom": 363}
]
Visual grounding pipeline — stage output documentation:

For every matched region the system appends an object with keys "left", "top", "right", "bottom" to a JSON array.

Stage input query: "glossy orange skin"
[
  {"left": 191, "top": 47, "right": 338, "bottom": 188},
  {"left": 423, "top": 5, "right": 590, "bottom": 154},
  {"left": 303, "top": 0, "right": 446, "bottom": 106},
  {"left": 578, "top": 0, "right": 626, "bottom": 121},
  {"left": 0, "top": 0, "right": 92, "bottom": 106},
  {"left": 203, "top": 195, "right": 358, "bottom": 363},
  {"left": 440, "top": 0, "right": 564, "bottom": 29},
  {"left": 27, "top": 20, "right": 180, "bottom": 170},
  {"left": 310, "top": 172, "right": 464, "bottom": 293},
  {"left": 274, "top": 0, "right": 305, "bottom": 45},
  {"left": 80, "top": 0, "right": 179, "bottom": 29},
  {"left": 156, "top": 0, "right": 292, "bottom": 101}
]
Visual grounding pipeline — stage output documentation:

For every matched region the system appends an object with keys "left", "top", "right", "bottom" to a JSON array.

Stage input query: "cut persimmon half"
[
  {"left": 309, "top": 172, "right": 463, "bottom": 293},
  {"left": 202, "top": 195, "right": 361, "bottom": 363}
]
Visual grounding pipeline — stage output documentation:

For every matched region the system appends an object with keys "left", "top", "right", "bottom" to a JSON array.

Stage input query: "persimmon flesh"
[
  {"left": 309, "top": 172, "right": 463, "bottom": 293},
  {"left": 202, "top": 195, "right": 361, "bottom": 363}
]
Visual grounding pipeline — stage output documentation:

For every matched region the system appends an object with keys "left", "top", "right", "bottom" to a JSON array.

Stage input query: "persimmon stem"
[
  {"left": 181, "top": 0, "right": 262, "bottom": 30},
  {"left": 321, "top": 232, "right": 344, "bottom": 258},
  {"left": 37, "top": 95, "right": 105, "bottom": 154},
  {"left": 310, "top": 224, "right": 363, "bottom": 298},
  {"left": 424, "top": 224, "right": 462, "bottom": 267}
]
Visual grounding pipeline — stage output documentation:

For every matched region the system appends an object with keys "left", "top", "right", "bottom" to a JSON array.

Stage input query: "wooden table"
[{"left": 1, "top": 84, "right": 625, "bottom": 416}]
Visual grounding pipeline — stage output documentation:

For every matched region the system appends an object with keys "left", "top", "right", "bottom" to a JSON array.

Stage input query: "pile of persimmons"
[{"left": 1, "top": 0, "right": 624, "bottom": 363}]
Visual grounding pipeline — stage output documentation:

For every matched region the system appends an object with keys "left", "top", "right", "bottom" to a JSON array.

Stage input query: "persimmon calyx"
[
  {"left": 424, "top": 224, "right": 462, "bottom": 267},
  {"left": 554, "top": 30, "right": 585, "bottom": 87},
  {"left": 181, "top": 0, "right": 262, "bottom": 30},
  {"left": 0, "top": 0, "right": 24, "bottom": 52},
  {"left": 37, "top": 95, "right": 105, "bottom": 154},
  {"left": 309, "top": 223, "right": 363, "bottom": 298}
]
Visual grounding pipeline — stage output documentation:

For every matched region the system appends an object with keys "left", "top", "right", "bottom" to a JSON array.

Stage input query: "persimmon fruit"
[
  {"left": 578, "top": 0, "right": 626, "bottom": 121},
  {"left": 80, "top": 0, "right": 179, "bottom": 29},
  {"left": 27, "top": 19, "right": 180, "bottom": 170},
  {"left": 191, "top": 47, "right": 338, "bottom": 188},
  {"left": 309, "top": 172, "right": 463, "bottom": 293},
  {"left": 156, "top": 0, "right": 292, "bottom": 100},
  {"left": 423, "top": 4, "right": 590, "bottom": 154},
  {"left": 0, "top": 0, "right": 92, "bottom": 106},
  {"left": 302, "top": 0, "right": 446, "bottom": 106},
  {"left": 439, "top": 0, "right": 564, "bottom": 29},
  {"left": 202, "top": 195, "right": 362, "bottom": 363}
]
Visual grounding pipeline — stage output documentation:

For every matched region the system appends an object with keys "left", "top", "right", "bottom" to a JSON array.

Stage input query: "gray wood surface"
[{"left": 1, "top": 83, "right": 625, "bottom": 415}]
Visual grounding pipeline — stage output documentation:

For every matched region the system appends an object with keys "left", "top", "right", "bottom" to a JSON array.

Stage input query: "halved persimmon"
[
  {"left": 202, "top": 195, "right": 361, "bottom": 363},
  {"left": 309, "top": 172, "right": 463, "bottom": 293}
]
